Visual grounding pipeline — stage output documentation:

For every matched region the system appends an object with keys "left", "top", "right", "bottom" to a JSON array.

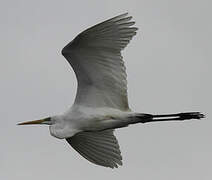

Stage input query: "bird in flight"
[{"left": 18, "top": 13, "right": 204, "bottom": 168}]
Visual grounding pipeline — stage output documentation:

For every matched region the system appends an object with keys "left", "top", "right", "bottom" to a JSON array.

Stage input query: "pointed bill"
[{"left": 17, "top": 117, "right": 51, "bottom": 125}]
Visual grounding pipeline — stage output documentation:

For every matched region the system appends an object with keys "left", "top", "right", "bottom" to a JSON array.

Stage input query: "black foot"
[{"left": 178, "top": 112, "right": 205, "bottom": 120}]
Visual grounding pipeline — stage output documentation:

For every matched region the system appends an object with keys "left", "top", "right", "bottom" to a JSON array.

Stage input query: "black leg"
[{"left": 137, "top": 112, "right": 205, "bottom": 123}]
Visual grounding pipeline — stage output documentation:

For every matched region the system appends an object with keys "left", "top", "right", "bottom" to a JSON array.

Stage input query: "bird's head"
[
  {"left": 18, "top": 115, "right": 69, "bottom": 139},
  {"left": 17, "top": 117, "right": 52, "bottom": 125}
]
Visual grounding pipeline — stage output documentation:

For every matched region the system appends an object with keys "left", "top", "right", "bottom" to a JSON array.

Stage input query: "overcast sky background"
[{"left": 1, "top": 0, "right": 211, "bottom": 179}]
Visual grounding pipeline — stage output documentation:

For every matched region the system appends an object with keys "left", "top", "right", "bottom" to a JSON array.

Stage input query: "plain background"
[{"left": 1, "top": 0, "right": 211, "bottom": 179}]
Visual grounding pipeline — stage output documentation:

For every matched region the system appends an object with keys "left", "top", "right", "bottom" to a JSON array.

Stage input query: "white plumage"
[
  {"left": 62, "top": 13, "right": 136, "bottom": 110},
  {"left": 18, "top": 13, "right": 204, "bottom": 168}
]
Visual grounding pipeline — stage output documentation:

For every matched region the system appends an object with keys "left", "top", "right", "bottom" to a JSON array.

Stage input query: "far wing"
[
  {"left": 66, "top": 130, "right": 122, "bottom": 168},
  {"left": 62, "top": 13, "right": 138, "bottom": 110}
]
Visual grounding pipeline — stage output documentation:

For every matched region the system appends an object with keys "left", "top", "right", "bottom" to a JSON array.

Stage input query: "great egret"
[{"left": 18, "top": 13, "right": 204, "bottom": 168}]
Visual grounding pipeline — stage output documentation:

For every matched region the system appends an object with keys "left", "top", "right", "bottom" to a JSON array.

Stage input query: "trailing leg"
[
  {"left": 133, "top": 112, "right": 205, "bottom": 124},
  {"left": 96, "top": 112, "right": 205, "bottom": 131}
]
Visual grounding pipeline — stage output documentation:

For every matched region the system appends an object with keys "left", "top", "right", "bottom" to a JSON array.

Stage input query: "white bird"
[{"left": 18, "top": 13, "right": 204, "bottom": 168}]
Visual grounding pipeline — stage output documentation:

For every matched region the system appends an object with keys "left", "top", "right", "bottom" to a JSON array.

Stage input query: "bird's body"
[
  {"left": 50, "top": 105, "right": 131, "bottom": 139},
  {"left": 19, "top": 13, "right": 204, "bottom": 168}
]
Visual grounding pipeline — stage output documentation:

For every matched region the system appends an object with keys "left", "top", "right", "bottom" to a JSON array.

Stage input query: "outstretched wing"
[
  {"left": 62, "top": 13, "right": 138, "bottom": 111},
  {"left": 66, "top": 130, "right": 122, "bottom": 168}
]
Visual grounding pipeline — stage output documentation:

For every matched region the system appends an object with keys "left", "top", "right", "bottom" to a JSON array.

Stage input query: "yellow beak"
[{"left": 17, "top": 117, "right": 51, "bottom": 125}]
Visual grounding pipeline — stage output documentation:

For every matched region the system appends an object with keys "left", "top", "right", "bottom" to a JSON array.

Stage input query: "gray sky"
[{"left": 1, "top": 0, "right": 211, "bottom": 179}]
